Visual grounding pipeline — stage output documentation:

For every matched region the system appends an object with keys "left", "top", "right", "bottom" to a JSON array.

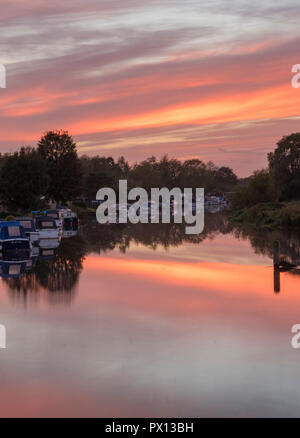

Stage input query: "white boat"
[
  {"left": 38, "top": 247, "right": 57, "bottom": 259},
  {"left": 34, "top": 216, "right": 61, "bottom": 240},
  {"left": 38, "top": 238, "right": 60, "bottom": 249},
  {"left": 45, "top": 209, "right": 63, "bottom": 229}
]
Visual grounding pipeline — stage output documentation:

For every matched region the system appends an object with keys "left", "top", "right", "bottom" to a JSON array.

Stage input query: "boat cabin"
[{"left": 35, "top": 216, "right": 58, "bottom": 230}]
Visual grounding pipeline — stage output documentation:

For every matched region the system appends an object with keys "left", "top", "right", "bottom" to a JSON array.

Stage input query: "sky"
[{"left": 0, "top": 0, "right": 300, "bottom": 176}]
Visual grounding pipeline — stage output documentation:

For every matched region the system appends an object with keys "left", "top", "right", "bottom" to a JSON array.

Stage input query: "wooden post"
[
  {"left": 273, "top": 240, "right": 280, "bottom": 269},
  {"left": 273, "top": 240, "right": 280, "bottom": 293},
  {"left": 274, "top": 268, "right": 280, "bottom": 293}
]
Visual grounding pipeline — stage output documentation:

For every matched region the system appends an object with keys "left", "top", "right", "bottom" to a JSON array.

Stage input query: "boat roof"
[
  {"left": 35, "top": 216, "right": 57, "bottom": 228},
  {"left": 15, "top": 216, "right": 34, "bottom": 221},
  {"left": 35, "top": 215, "right": 55, "bottom": 221},
  {"left": 15, "top": 217, "right": 36, "bottom": 231},
  {"left": 0, "top": 221, "right": 22, "bottom": 227}
]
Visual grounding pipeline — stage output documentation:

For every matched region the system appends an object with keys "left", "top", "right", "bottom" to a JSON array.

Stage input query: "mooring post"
[
  {"left": 273, "top": 240, "right": 280, "bottom": 293},
  {"left": 273, "top": 240, "right": 280, "bottom": 269},
  {"left": 274, "top": 268, "right": 280, "bottom": 294}
]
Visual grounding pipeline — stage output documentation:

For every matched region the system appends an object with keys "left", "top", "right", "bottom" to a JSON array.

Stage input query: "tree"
[
  {"left": 80, "top": 155, "right": 130, "bottom": 196},
  {"left": 181, "top": 159, "right": 208, "bottom": 189},
  {"left": 38, "top": 130, "right": 83, "bottom": 203},
  {"left": 0, "top": 147, "right": 49, "bottom": 211},
  {"left": 268, "top": 133, "right": 300, "bottom": 200},
  {"left": 215, "top": 166, "right": 238, "bottom": 192},
  {"left": 129, "top": 156, "right": 162, "bottom": 191},
  {"left": 84, "top": 172, "right": 115, "bottom": 199},
  {"left": 158, "top": 155, "right": 182, "bottom": 188},
  {"left": 231, "top": 169, "right": 278, "bottom": 210}
]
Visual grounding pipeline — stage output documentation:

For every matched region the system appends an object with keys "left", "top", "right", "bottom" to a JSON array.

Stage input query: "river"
[{"left": 0, "top": 214, "right": 300, "bottom": 417}]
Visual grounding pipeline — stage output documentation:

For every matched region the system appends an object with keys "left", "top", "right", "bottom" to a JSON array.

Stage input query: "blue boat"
[
  {"left": 0, "top": 260, "right": 27, "bottom": 278},
  {"left": 63, "top": 216, "right": 78, "bottom": 231},
  {"left": 15, "top": 217, "right": 39, "bottom": 244},
  {"left": 0, "top": 221, "right": 30, "bottom": 260}
]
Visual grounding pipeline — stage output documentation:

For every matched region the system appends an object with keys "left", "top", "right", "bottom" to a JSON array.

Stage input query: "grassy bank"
[{"left": 229, "top": 201, "right": 300, "bottom": 229}]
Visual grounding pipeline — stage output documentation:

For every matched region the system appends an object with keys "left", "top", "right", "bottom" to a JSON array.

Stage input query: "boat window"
[
  {"left": 43, "top": 250, "right": 54, "bottom": 255},
  {"left": 41, "top": 221, "right": 55, "bottom": 228},
  {"left": 9, "top": 265, "right": 21, "bottom": 275},
  {"left": 20, "top": 221, "right": 32, "bottom": 229},
  {"left": 8, "top": 226, "right": 21, "bottom": 237}
]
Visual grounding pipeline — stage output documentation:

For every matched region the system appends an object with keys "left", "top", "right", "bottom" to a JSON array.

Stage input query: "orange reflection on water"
[{"left": 84, "top": 255, "right": 300, "bottom": 298}]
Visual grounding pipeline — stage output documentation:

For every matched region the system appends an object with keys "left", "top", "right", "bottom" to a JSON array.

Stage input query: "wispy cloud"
[{"left": 0, "top": 0, "right": 300, "bottom": 175}]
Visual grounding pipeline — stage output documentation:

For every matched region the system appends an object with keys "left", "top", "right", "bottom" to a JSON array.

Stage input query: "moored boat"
[
  {"left": 58, "top": 207, "right": 79, "bottom": 231},
  {"left": 0, "top": 260, "right": 27, "bottom": 278},
  {"left": 45, "top": 209, "right": 63, "bottom": 229},
  {"left": 34, "top": 216, "right": 61, "bottom": 240},
  {"left": 0, "top": 221, "right": 31, "bottom": 260},
  {"left": 15, "top": 217, "right": 39, "bottom": 244}
]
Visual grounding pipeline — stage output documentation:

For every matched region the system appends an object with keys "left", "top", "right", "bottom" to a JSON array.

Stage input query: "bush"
[{"left": 230, "top": 170, "right": 279, "bottom": 210}]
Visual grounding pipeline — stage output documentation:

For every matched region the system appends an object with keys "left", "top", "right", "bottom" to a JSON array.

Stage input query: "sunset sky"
[{"left": 1, "top": 0, "right": 300, "bottom": 176}]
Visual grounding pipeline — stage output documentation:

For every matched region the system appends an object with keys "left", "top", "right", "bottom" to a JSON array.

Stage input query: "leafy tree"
[
  {"left": 0, "top": 147, "right": 49, "bottom": 211},
  {"left": 268, "top": 133, "right": 300, "bottom": 200},
  {"left": 231, "top": 169, "right": 278, "bottom": 210},
  {"left": 180, "top": 159, "right": 210, "bottom": 189},
  {"left": 158, "top": 155, "right": 182, "bottom": 188},
  {"left": 129, "top": 156, "right": 162, "bottom": 191},
  {"left": 84, "top": 172, "right": 115, "bottom": 199},
  {"left": 117, "top": 156, "right": 130, "bottom": 178},
  {"left": 215, "top": 166, "right": 238, "bottom": 191},
  {"left": 38, "top": 130, "right": 82, "bottom": 203},
  {"left": 80, "top": 155, "right": 130, "bottom": 197}
]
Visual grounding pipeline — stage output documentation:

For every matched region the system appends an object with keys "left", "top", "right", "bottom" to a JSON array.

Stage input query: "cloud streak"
[{"left": 0, "top": 0, "right": 300, "bottom": 175}]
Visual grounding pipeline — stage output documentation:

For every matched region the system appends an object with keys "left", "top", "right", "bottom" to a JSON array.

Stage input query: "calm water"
[{"left": 1, "top": 215, "right": 300, "bottom": 417}]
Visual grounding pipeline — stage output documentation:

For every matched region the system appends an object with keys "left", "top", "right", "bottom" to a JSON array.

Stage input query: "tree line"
[
  {"left": 231, "top": 133, "right": 300, "bottom": 210},
  {"left": 0, "top": 129, "right": 238, "bottom": 212},
  {"left": 2, "top": 129, "right": 298, "bottom": 213}
]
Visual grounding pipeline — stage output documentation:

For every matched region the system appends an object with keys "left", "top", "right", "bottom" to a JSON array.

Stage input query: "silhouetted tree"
[
  {"left": 0, "top": 147, "right": 49, "bottom": 211},
  {"left": 231, "top": 169, "right": 278, "bottom": 210},
  {"left": 268, "top": 133, "right": 300, "bottom": 200},
  {"left": 215, "top": 166, "right": 238, "bottom": 191},
  {"left": 38, "top": 130, "right": 82, "bottom": 203}
]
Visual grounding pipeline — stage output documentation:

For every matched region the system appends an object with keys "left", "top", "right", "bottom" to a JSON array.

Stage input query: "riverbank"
[{"left": 229, "top": 201, "right": 300, "bottom": 230}]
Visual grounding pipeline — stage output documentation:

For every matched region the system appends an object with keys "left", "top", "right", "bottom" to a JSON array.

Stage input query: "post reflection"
[{"left": 1, "top": 213, "right": 300, "bottom": 305}]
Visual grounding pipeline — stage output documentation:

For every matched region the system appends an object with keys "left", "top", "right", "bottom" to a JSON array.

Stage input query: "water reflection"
[
  {"left": 3, "top": 233, "right": 86, "bottom": 306},
  {"left": 2, "top": 212, "right": 300, "bottom": 303},
  {"left": 2, "top": 213, "right": 300, "bottom": 417},
  {"left": 231, "top": 224, "right": 300, "bottom": 293}
]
